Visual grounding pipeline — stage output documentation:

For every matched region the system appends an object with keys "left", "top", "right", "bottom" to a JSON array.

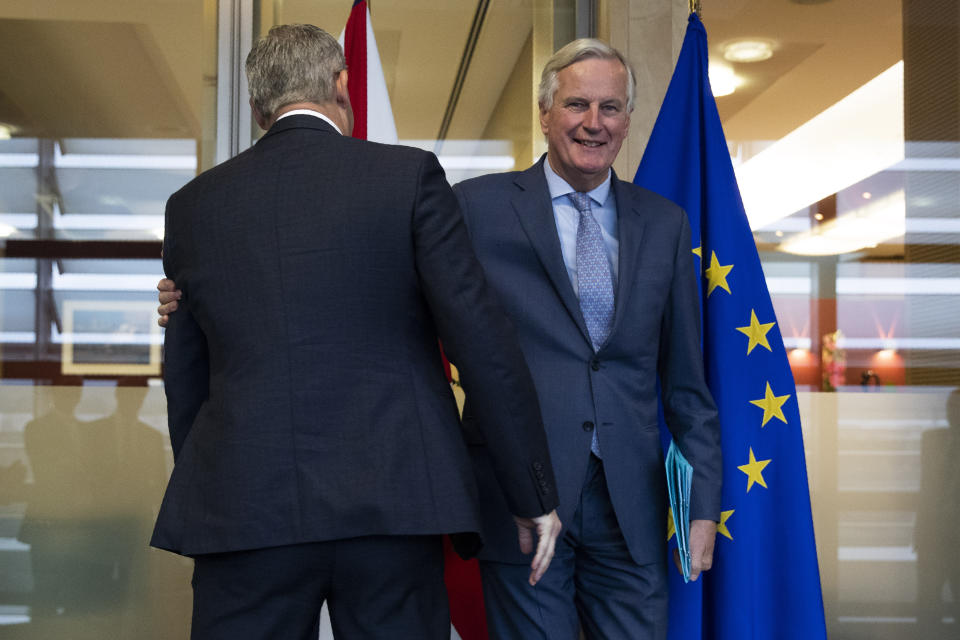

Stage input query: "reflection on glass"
[
  {"left": 257, "top": 0, "right": 548, "bottom": 174},
  {"left": 0, "top": 0, "right": 954, "bottom": 638},
  {"left": 60, "top": 301, "right": 161, "bottom": 377},
  {"left": 0, "top": 139, "right": 196, "bottom": 242},
  {"left": 916, "top": 390, "right": 960, "bottom": 637},
  {"left": 0, "top": 0, "right": 212, "bottom": 637},
  {"left": 712, "top": 0, "right": 958, "bottom": 636},
  {"left": 1, "top": 386, "right": 192, "bottom": 637}
]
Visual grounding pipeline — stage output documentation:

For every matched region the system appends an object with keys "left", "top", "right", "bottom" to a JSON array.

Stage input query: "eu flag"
[{"left": 634, "top": 13, "right": 827, "bottom": 639}]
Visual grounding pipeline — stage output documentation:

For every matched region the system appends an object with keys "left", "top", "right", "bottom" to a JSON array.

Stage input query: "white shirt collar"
[{"left": 276, "top": 109, "right": 343, "bottom": 135}]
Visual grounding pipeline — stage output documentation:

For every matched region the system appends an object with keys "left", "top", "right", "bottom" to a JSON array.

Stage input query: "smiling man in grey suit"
[
  {"left": 152, "top": 24, "right": 560, "bottom": 640},
  {"left": 451, "top": 40, "right": 723, "bottom": 639}
]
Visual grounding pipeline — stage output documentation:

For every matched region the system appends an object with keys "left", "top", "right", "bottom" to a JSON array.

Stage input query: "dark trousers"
[
  {"left": 481, "top": 455, "right": 668, "bottom": 640},
  {"left": 190, "top": 535, "right": 449, "bottom": 640}
]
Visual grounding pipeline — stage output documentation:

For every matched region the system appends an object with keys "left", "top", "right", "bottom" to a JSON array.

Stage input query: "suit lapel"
[
  {"left": 510, "top": 158, "right": 592, "bottom": 345},
  {"left": 609, "top": 172, "right": 646, "bottom": 341}
]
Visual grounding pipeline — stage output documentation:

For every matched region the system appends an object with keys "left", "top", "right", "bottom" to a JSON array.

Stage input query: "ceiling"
[
  {"left": 0, "top": 0, "right": 954, "bottom": 367},
  {"left": 0, "top": 0, "right": 908, "bottom": 148},
  {"left": 0, "top": 0, "right": 210, "bottom": 140},
  {"left": 0, "top": 19, "right": 200, "bottom": 139},
  {"left": 706, "top": 0, "right": 903, "bottom": 144}
]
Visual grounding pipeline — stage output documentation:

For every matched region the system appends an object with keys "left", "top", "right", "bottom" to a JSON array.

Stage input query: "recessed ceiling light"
[
  {"left": 708, "top": 64, "right": 741, "bottom": 97},
  {"left": 722, "top": 40, "right": 774, "bottom": 63},
  {"left": 0, "top": 124, "right": 12, "bottom": 140}
]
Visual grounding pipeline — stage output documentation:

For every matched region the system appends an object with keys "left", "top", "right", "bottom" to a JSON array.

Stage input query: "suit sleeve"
[
  {"left": 411, "top": 152, "right": 558, "bottom": 518},
  {"left": 162, "top": 196, "right": 210, "bottom": 461},
  {"left": 658, "top": 212, "right": 723, "bottom": 522}
]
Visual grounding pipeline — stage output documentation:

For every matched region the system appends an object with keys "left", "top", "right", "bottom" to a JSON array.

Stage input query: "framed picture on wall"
[{"left": 60, "top": 300, "right": 161, "bottom": 376}]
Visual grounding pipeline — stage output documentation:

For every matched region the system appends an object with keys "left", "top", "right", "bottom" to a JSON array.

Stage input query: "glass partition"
[
  {"left": 0, "top": 1, "right": 575, "bottom": 637},
  {"left": 0, "top": 0, "right": 215, "bottom": 636},
  {"left": 254, "top": 0, "right": 566, "bottom": 183},
  {"left": 711, "top": 0, "right": 959, "bottom": 637},
  {"left": 4, "top": 1, "right": 954, "bottom": 637}
]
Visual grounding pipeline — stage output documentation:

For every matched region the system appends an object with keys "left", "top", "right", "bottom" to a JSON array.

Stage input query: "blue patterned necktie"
[
  {"left": 569, "top": 192, "right": 614, "bottom": 351},
  {"left": 569, "top": 191, "right": 614, "bottom": 458}
]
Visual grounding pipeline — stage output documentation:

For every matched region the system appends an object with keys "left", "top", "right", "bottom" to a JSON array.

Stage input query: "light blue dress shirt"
[{"left": 543, "top": 159, "right": 619, "bottom": 297}]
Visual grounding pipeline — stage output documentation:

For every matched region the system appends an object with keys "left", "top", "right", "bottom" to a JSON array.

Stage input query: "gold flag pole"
[{"left": 689, "top": 0, "right": 701, "bottom": 17}]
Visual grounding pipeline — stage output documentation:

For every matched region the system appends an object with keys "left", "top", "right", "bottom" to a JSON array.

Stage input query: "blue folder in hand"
[{"left": 666, "top": 440, "right": 694, "bottom": 583}]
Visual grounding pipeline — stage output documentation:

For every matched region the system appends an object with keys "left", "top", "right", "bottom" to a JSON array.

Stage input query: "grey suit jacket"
[{"left": 454, "top": 157, "right": 722, "bottom": 564}]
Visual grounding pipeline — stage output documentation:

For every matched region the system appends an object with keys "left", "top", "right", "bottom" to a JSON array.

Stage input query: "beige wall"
[{"left": 601, "top": 0, "right": 689, "bottom": 180}]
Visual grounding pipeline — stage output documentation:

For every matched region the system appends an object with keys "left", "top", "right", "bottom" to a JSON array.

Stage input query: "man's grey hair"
[
  {"left": 537, "top": 38, "right": 636, "bottom": 112},
  {"left": 245, "top": 24, "right": 346, "bottom": 120}
]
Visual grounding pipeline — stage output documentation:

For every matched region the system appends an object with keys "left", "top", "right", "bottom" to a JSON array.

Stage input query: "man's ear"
[
  {"left": 335, "top": 69, "right": 354, "bottom": 136},
  {"left": 336, "top": 70, "right": 350, "bottom": 105}
]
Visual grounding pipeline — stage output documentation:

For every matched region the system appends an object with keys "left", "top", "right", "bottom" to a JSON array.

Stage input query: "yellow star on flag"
[
  {"left": 737, "top": 447, "right": 772, "bottom": 492},
  {"left": 717, "top": 509, "right": 735, "bottom": 540},
  {"left": 749, "top": 381, "right": 790, "bottom": 427},
  {"left": 667, "top": 507, "right": 676, "bottom": 541},
  {"left": 736, "top": 309, "right": 775, "bottom": 355},
  {"left": 692, "top": 246, "right": 702, "bottom": 259},
  {"left": 704, "top": 251, "right": 733, "bottom": 296}
]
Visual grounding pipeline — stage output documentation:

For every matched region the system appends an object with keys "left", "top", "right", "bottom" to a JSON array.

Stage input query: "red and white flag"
[
  {"left": 341, "top": 5, "right": 488, "bottom": 638},
  {"left": 339, "top": 0, "right": 397, "bottom": 143}
]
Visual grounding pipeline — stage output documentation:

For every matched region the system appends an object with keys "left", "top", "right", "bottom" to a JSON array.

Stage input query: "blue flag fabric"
[{"left": 634, "top": 13, "right": 827, "bottom": 640}]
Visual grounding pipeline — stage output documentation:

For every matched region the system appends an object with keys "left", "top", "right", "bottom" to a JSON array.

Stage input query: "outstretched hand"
[
  {"left": 514, "top": 509, "right": 562, "bottom": 586},
  {"left": 157, "top": 278, "right": 181, "bottom": 327}
]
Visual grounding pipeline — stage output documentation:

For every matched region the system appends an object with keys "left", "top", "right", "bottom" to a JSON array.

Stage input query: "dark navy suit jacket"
[
  {"left": 454, "top": 157, "right": 722, "bottom": 565},
  {"left": 152, "top": 115, "right": 557, "bottom": 557}
]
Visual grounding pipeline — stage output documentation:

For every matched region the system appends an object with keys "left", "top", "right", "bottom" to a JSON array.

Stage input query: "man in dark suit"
[
  {"left": 153, "top": 24, "right": 560, "bottom": 640},
  {"left": 450, "top": 40, "right": 722, "bottom": 639},
  {"left": 160, "top": 34, "right": 721, "bottom": 640}
]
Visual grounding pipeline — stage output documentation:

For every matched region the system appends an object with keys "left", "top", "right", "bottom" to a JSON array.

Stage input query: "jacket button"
[
  {"left": 590, "top": 359, "right": 600, "bottom": 371},
  {"left": 533, "top": 461, "right": 543, "bottom": 471},
  {"left": 582, "top": 421, "right": 594, "bottom": 432}
]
